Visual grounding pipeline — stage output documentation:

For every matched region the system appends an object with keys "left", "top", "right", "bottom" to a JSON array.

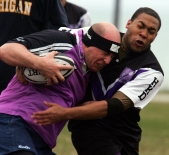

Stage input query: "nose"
[
  {"left": 104, "top": 55, "right": 113, "bottom": 64},
  {"left": 140, "top": 29, "right": 148, "bottom": 38}
]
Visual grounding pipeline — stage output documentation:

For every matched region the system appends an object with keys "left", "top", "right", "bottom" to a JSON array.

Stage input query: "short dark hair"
[{"left": 131, "top": 7, "right": 161, "bottom": 31}]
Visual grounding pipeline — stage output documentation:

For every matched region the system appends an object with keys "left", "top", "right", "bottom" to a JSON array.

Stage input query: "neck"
[
  {"left": 62, "top": 0, "right": 66, "bottom": 6},
  {"left": 121, "top": 37, "right": 128, "bottom": 53}
]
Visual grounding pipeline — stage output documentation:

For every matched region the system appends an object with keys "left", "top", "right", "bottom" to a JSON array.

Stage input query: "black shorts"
[
  {"left": 70, "top": 122, "right": 122, "bottom": 155},
  {"left": 69, "top": 116, "right": 140, "bottom": 155}
]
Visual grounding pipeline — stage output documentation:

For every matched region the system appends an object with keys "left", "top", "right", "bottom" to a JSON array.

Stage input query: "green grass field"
[
  {"left": 139, "top": 102, "right": 169, "bottom": 155},
  {"left": 53, "top": 102, "right": 169, "bottom": 155}
]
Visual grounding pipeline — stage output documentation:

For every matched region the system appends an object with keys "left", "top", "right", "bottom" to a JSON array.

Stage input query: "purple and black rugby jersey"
[
  {"left": 68, "top": 34, "right": 164, "bottom": 155},
  {"left": 0, "top": 29, "right": 90, "bottom": 149}
]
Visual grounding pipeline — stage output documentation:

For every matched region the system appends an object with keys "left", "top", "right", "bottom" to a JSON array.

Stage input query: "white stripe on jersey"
[
  {"left": 29, "top": 43, "right": 73, "bottom": 55},
  {"left": 97, "top": 72, "right": 120, "bottom": 95}
]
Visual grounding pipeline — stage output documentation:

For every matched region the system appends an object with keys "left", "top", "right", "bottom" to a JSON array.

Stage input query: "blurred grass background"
[{"left": 53, "top": 101, "right": 169, "bottom": 155}]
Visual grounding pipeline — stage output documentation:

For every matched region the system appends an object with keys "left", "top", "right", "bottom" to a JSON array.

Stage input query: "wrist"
[{"left": 105, "top": 98, "right": 124, "bottom": 116}]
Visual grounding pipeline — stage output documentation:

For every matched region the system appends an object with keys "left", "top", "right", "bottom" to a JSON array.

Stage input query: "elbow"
[
  {"left": 0, "top": 46, "right": 7, "bottom": 62},
  {"left": 0, "top": 46, "right": 4, "bottom": 60},
  {"left": 0, "top": 44, "right": 13, "bottom": 65}
]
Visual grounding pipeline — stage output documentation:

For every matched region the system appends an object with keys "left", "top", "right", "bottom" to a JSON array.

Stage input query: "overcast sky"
[{"left": 68, "top": 0, "right": 169, "bottom": 91}]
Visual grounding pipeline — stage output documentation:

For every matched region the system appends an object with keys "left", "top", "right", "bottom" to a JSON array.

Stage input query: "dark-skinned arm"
[{"left": 32, "top": 91, "right": 134, "bottom": 125}]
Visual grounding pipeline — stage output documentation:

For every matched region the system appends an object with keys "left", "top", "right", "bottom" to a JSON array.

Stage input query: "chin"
[
  {"left": 95, "top": 69, "right": 101, "bottom": 72},
  {"left": 90, "top": 68, "right": 98, "bottom": 72},
  {"left": 131, "top": 47, "right": 143, "bottom": 53}
]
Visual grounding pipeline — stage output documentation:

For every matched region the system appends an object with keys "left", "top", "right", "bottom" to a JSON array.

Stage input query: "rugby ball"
[{"left": 23, "top": 52, "right": 75, "bottom": 84}]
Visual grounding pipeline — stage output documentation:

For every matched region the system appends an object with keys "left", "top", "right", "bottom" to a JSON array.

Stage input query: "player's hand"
[
  {"left": 16, "top": 66, "right": 28, "bottom": 84},
  {"left": 31, "top": 101, "right": 66, "bottom": 125},
  {"left": 36, "top": 51, "right": 73, "bottom": 85}
]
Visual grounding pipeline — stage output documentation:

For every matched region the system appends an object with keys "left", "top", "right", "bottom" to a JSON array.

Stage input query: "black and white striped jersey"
[{"left": 68, "top": 33, "right": 164, "bottom": 154}]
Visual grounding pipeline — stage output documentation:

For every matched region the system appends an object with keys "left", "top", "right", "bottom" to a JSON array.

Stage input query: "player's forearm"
[
  {"left": 64, "top": 100, "right": 108, "bottom": 120},
  {"left": 0, "top": 43, "right": 40, "bottom": 69},
  {"left": 64, "top": 93, "right": 131, "bottom": 120}
]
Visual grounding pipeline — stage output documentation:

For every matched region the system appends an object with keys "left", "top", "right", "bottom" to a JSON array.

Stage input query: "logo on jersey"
[
  {"left": 110, "top": 44, "right": 120, "bottom": 53},
  {"left": 138, "top": 77, "right": 159, "bottom": 100},
  {"left": 18, "top": 145, "right": 30, "bottom": 149},
  {"left": 16, "top": 37, "right": 25, "bottom": 42},
  {"left": 0, "top": 0, "right": 32, "bottom": 16},
  {"left": 119, "top": 67, "right": 134, "bottom": 83}
]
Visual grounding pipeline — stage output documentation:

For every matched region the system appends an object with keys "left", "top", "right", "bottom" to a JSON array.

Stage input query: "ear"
[{"left": 126, "top": 20, "right": 132, "bottom": 29}]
